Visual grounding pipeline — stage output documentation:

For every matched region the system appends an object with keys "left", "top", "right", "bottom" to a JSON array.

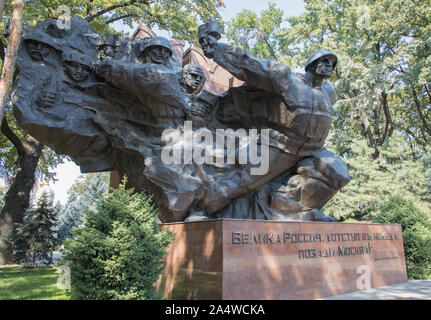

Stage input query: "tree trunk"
[
  {"left": 0, "top": 0, "right": 24, "bottom": 129},
  {"left": 0, "top": 119, "right": 44, "bottom": 265}
]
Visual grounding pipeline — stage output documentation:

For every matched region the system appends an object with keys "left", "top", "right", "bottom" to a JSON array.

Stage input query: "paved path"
[{"left": 321, "top": 280, "right": 431, "bottom": 300}]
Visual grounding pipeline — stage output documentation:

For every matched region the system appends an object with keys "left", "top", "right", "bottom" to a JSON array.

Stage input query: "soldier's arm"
[
  {"left": 330, "top": 83, "right": 337, "bottom": 105},
  {"left": 212, "top": 42, "right": 290, "bottom": 93},
  {"left": 96, "top": 60, "right": 165, "bottom": 90},
  {"left": 323, "top": 81, "right": 337, "bottom": 105},
  {"left": 96, "top": 61, "right": 185, "bottom": 106}
]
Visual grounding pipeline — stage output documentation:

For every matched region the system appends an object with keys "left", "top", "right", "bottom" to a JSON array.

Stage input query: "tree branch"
[
  {"left": 404, "top": 127, "right": 428, "bottom": 146},
  {"left": 87, "top": 0, "right": 94, "bottom": 17},
  {"left": 86, "top": 0, "right": 148, "bottom": 22},
  {"left": 425, "top": 83, "right": 431, "bottom": 105},
  {"left": 410, "top": 81, "right": 431, "bottom": 136},
  {"left": 380, "top": 91, "right": 393, "bottom": 144},
  {"left": 361, "top": 111, "right": 376, "bottom": 147},
  {"left": 1, "top": 116, "right": 24, "bottom": 153},
  {"left": 258, "top": 29, "right": 278, "bottom": 61},
  {"left": 106, "top": 14, "right": 136, "bottom": 25}
]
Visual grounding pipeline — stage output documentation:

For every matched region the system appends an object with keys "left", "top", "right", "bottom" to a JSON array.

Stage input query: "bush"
[
  {"left": 373, "top": 195, "right": 431, "bottom": 279},
  {"left": 61, "top": 178, "right": 174, "bottom": 300}
]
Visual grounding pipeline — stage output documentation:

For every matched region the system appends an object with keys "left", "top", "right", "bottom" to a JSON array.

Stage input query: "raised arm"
[{"left": 200, "top": 35, "right": 290, "bottom": 93}]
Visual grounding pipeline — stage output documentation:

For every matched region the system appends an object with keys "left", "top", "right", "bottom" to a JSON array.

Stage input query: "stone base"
[{"left": 156, "top": 219, "right": 408, "bottom": 300}]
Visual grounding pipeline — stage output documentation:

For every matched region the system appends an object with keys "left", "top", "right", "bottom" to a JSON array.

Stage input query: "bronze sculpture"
[
  {"left": 196, "top": 22, "right": 351, "bottom": 221},
  {"left": 11, "top": 16, "right": 350, "bottom": 223}
]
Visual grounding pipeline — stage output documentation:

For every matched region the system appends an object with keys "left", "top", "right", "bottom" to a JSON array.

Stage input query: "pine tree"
[
  {"left": 57, "top": 188, "right": 84, "bottom": 243},
  {"left": 57, "top": 173, "right": 108, "bottom": 243},
  {"left": 61, "top": 178, "right": 174, "bottom": 300},
  {"left": 12, "top": 191, "right": 58, "bottom": 266}
]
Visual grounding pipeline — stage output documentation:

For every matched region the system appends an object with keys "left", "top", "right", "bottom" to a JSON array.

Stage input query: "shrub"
[
  {"left": 373, "top": 195, "right": 431, "bottom": 279},
  {"left": 61, "top": 178, "right": 174, "bottom": 299}
]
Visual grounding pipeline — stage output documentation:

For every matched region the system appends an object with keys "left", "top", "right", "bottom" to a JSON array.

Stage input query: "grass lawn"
[{"left": 0, "top": 266, "right": 69, "bottom": 300}]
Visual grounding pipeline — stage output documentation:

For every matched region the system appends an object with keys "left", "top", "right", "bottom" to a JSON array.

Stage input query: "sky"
[{"left": 51, "top": 0, "right": 306, "bottom": 205}]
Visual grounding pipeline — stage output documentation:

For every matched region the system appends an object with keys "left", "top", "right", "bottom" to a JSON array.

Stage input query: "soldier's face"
[
  {"left": 146, "top": 46, "right": 171, "bottom": 65},
  {"left": 314, "top": 57, "right": 334, "bottom": 78},
  {"left": 64, "top": 61, "right": 91, "bottom": 82},
  {"left": 199, "top": 35, "right": 217, "bottom": 59},
  {"left": 26, "top": 40, "right": 51, "bottom": 61},
  {"left": 184, "top": 71, "right": 205, "bottom": 93},
  {"left": 100, "top": 45, "right": 115, "bottom": 59}
]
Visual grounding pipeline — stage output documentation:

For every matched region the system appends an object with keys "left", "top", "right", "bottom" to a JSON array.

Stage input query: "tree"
[
  {"left": 0, "top": 119, "right": 46, "bottom": 265},
  {"left": 225, "top": 3, "right": 284, "bottom": 61},
  {"left": 279, "top": 0, "right": 431, "bottom": 219},
  {"left": 1, "top": 0, "right": 223, "bottom": 38},
  {"left": 0, "top": 0, "right": 23, "bottom": 127},
  {"left": 61, "top": 178, "right": 174, "bottom": 300},
  {"left": 283, "top": 0, "right": 431, "bottom": 158},
  {"left": 0, "top": 0, "right": 222, "bottom": 265},
  {"left": 57, "top": 173, "right": 109, "bottom": 243},
  {"left": 12, "top": 191, "right": 58, "bottom": 266},
  {"left": 324, "top": 135, "right": 431, "bottom": 221},
  {"left": 373, "top": 195, "right": 431, "bottom": 279}
]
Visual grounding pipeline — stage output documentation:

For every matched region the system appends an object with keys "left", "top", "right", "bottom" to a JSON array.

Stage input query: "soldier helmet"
[
  {"left": 142, "top": 36, "right": 173, "bottom": 56},
  {"left": 62, "top": 51, "right": 93, "bottom": 69},
  {"left": 22, "top": 30, "right": 61, "bottom": 51},
  {"left": 305, "top": 49, "right": 337, "bottom": 72},
  {"left": 183, "top": 64, "right": 205, "bottom": 77}
]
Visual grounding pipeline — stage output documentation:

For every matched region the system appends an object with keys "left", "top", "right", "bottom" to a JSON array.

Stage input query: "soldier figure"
[
  {"left": 22, "top": 30, "right": 60, "bottom": 62},
  {"left": 139, "top": 36, "right": 173, "bottom": 65},
  {"left": 181, "top": 64, "right": 218, "bottom": 127},
  {"left": 62, "top": 52, "right": 93, "bottom": 83},
  {"left": 198, "top": 25, "right": 351, "bottom": 222},
  {"left": 182, "top": 64, "right": 206, "bottom": 95},
  {"left": 20, "top": 30, "right": 60, "bottom": 109}
]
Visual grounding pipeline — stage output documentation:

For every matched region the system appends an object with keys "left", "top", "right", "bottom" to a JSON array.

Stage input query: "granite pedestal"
[{"left": 156, "top": 219, "right": 407, "bottom": 300}]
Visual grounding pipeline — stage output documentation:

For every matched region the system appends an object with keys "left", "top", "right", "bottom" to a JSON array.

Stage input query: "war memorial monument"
[{"left": 11, "top": 16, "right": 407, "bottom": 299}]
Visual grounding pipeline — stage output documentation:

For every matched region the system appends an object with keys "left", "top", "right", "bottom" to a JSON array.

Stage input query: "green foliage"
[
  {"left": 11, "top": 192, "right": 59, "bottom": 266},
  {"left": 1, "top": 0, "right": 222, "bottom": 39},
  {"left": 0, "top": 119, "right": 15, "bottom": 180},
  {"left": 57, "top": 173, "right": 109, "bottom": 243},
  {"left": 61, "top": 178, "right": 174, "bottom": 300},
  {"left": 225, "top": 3, "right": 285, "bottom": 60},
  {"left": 325, "top": 135, "right": 431, "bottom": 221},
  {"left": 373, "top": 195, "right": 431, "bottom": 279},
  {"left": 283, "top": 0, "right": 431, "bottom": 154}
]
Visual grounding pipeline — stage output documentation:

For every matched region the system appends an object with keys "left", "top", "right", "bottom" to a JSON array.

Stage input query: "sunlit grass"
[{"left": 0, "top": 267, "right": 69, "bottom": 300}]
